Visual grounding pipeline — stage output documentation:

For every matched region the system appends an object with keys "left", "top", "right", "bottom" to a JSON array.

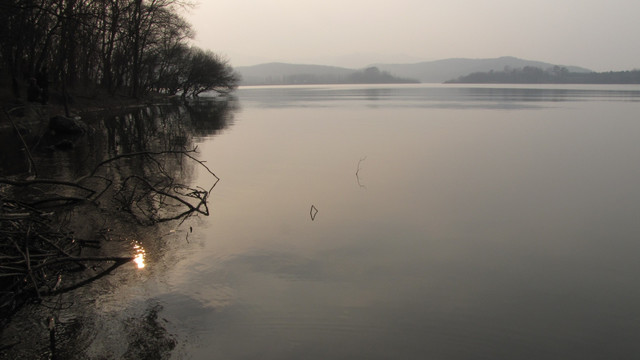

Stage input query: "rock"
[{"left": 49, "top": 115, "right": 87, "bottom": 135}]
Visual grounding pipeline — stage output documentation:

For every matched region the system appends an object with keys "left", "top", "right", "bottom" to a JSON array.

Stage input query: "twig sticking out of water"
[
  {"left": 310, "top": 205, "right": 318, "bottom": 221},
  {"left": 356, "top": 156, "right": 367, "bottom": 189},
  {"left": 2, "top": 107, "right": 38, "bottom": 178}
]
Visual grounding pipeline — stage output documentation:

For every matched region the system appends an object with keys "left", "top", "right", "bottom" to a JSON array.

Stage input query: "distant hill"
[
  {"left": 446, "top": 66, "right": 640, "bottom": 84},
  {"left": 236, "top": 63, "right": 353, "bottom": 85},
  {"left": 235, "top": 57, "right": 593, "bottom": 85},
  {"left": 373, "top": 56, "right": 592, "bottom": 83},
  {"left": 235, "top": 63, "right": 417, "bottom": 85}
]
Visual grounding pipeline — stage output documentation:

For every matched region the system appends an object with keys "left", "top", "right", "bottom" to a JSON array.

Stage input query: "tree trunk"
[{"left": 131, "top": 0, "right": 142, "bottom": 98}]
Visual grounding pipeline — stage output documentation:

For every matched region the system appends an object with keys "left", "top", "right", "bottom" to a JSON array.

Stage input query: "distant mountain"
[
  {"left": 235, "top": 63, "right": 417, "bottom": 85},
  {"left": 235, "top": 57, "right": 593, "bottom": 85},
  {"left": 373, "top": 56, "right": 592, "bottom": 83}
]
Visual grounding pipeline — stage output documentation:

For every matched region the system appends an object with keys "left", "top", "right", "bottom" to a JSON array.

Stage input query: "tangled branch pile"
[
  {"left": 0, "top": 148, "right": 219, "bottom": 321},
  {"left": 0, "top": 200, "right": 131, "bottom": 318},
  {"left": 103, "top": 149, "right": 219, "bottom": 224}
]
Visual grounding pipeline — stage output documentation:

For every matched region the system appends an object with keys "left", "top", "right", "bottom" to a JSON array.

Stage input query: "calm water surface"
[{"left": 110, "top": 84, "right": 640, "bottom": 359}]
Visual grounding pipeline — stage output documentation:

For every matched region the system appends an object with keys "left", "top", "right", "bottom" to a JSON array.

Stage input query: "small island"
[{"left": 238, "top": 65, "right": 419, "bottom": 86}]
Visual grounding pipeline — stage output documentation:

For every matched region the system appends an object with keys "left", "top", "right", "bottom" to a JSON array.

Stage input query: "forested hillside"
[
  {"left": 446, "top": 66, "right": 640, "bottom": 84},
  {"left": 235, "top": 63, "right": 417, "bottom": 85},
  {"left": 374, "top": 56, "right": 591, "bottom": 83}
]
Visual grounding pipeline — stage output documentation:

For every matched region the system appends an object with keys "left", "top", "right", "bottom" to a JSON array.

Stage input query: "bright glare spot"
[{"left": 133, "top": 243, "right": 146, "bottom": 269}]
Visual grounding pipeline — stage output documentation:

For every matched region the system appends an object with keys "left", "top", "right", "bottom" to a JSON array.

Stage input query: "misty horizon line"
[
  {"left": 231, "top": 55, "right": 639, "bottom": 73},
  {"left": 233, "top": 56, "right": 598, "bottom": 71},
  {"left": 232, "top": 56, "right": 640, "bottom": 86}
]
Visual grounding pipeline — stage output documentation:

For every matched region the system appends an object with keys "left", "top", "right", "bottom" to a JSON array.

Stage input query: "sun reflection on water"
[{"left": 133, "top": 242, "right": 146, "bottom": 269}]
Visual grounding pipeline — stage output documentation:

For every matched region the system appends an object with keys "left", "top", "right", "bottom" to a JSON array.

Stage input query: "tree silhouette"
[{"left": 0, "top": 0, "right": 237, "bottom": 101}]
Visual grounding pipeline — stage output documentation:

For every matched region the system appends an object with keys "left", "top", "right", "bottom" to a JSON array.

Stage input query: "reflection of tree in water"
[
  {"left": 24, "top": 101, "right": 238, "bottom": 225},
  {"left": 0, "top": 100, "right": 238, "bottom": 359},
  {"left": 122, "top": 304, "right": 176, "bottom": 360},
  {"left": 184, "top": 97, "right": 238, "bottom": 137},
  {"left": 99, "top": 99, "right": 237, "bottom": 156},
  {"left": 93, "top": 101, "right": 236, "bottom": 224},
  {"left": 0, "top": 100, "right": 238, "bottom": 287}
]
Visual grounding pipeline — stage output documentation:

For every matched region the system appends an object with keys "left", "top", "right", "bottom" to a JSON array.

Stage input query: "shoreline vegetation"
[
  {"left": 238, "top": 66, "right": 420, "bottom": 86},
  {"left": 1, "top": 1, "right": 239, "bottom": 109},
  {"left": 445, "top": 66, "right": 640, "bottom": 84},
  {"left": 234, "top": 57, "right": 639, "bottom": 86}
]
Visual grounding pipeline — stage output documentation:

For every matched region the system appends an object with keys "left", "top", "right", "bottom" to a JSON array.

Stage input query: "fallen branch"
[
  {"left": 31, "top": 256, "right": 134, "bottom": 272},
  {"left": 0, "top": 146, "right": 219, "bottom": 321},
  {"left": 0, "top": 178, "right": 95, "bottom": 195},
  {"left": 86, "top": 149, "right": 199, "bottom": 178},
  {"left": 45, "top": 258, "right": 133, "bottom": 296}
]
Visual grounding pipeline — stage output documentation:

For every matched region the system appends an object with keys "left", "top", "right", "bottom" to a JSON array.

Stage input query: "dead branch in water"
[
  {"left": 106, "top": 149, "right": 218, "bottom": 224},
  {"left": 0, "top": 148, "right": 219, "bottom": 319},
  {"left": 0, "top": 201, "right": 135, "bottom": 317},
  {"left": 0, "top": 148, "right": 217, "bottom": 217},
  {"left": 356, "top": 156, "right": 367, "bottom": 189}
]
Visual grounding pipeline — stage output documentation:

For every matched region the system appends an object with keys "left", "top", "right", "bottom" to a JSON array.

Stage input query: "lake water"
[{"left": 101, "top": 84, "right": 640, "bottom": 359}]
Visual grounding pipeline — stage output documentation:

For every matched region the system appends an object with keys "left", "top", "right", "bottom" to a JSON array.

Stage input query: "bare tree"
[
  {"left": 180, "top": 48, "right": 239, "bottom": 98},
  {"left": 0, "top": 0, "right": 230, "bottom": 100}
]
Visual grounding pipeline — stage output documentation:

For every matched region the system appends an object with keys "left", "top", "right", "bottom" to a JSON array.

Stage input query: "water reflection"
[
  {"left": 0, "top": 98, "right": 238, "bottom": 359},
  {"left": 0, "top": 98, "right": 238, "bottom": 178},
  {"left": 237, "top": 84, "right": 640, "bottom": 110},
  {"left": 8, "top": 84, "right": 640, "bottom": 359},
  {"left": 185, "top": 98, "right": 239, "bottom": 138},
  {"left": 95, "top": 99, "right": 237, "bottom": 158},
  {"left": 133, "top": 242, "right": 146, "bottom": 269},
  {"left": 178, "top": 84, "right": 640, "bottom": 359}
]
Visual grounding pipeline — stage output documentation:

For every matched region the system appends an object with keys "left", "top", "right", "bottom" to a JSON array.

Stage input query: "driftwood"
[{"left": 0, "top": 148, "right": 219, "bottom": 320}]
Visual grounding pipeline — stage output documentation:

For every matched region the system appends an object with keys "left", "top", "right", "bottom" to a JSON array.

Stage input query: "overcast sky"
[{"left": 184, "top": 0, "right": 640, "bottom": 71}]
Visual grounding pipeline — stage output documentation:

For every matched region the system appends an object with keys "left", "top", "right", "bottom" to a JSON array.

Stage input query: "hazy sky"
[{"left": 184, "top": 0, "right": 640, "bottom": 71}]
